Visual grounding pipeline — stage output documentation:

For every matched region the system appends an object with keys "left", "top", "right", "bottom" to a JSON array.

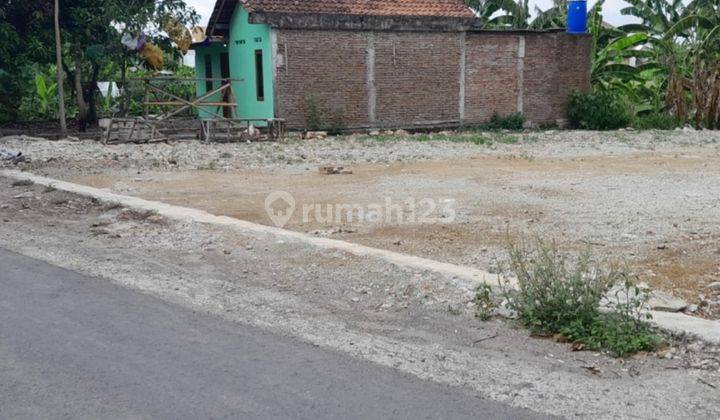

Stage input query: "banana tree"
[
  {"left": 528, "top": 0, "right": 567, "bottom": 30},
  {"left": 662, "top": 0, "right": 720, "bottom": 127},
  {"left": 467, "top": 0, "right": 530, "bottom": 28},
  {"left": 589, "top": 2, "right": 657, "bottom": 88}
]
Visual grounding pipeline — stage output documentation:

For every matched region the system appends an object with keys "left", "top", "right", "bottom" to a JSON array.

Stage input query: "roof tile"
[{"left": 241, "top": 0, "right": 475, "bottom": 18}]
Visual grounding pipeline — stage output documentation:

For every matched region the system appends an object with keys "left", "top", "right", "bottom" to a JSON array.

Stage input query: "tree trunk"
[
  {"left": 54, "top": 0, "right": 67, "bottom": 134},
  {"left": 74, "top": 64, "right": 88, "bottom": 132},
  {"left": 84, "top": 64, "right": 100, "bottom": 125}
]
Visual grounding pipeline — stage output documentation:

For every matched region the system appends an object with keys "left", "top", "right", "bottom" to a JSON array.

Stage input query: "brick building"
[{"left": 193, "top": 0, "right": 592, "bottom": 129}]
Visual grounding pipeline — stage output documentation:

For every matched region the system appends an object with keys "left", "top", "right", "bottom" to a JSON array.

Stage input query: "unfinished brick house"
[{"left": 194, "top": 0, "right": 592, "bottom": 129}]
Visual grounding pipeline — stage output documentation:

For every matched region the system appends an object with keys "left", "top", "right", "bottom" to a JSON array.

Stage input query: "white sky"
[{"left": 185, "top": 0, "right": 639, "bottom": 27}]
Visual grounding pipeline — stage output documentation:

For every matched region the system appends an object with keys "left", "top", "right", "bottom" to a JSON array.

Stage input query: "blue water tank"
[{"left": 567, "top": 0, "right": 588, "bottom": 34}]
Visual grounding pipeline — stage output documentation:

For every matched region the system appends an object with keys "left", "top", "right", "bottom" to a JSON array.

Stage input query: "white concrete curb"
[
  {"left": 1, "top": 170, "right": 499, "bottom": 293},
  {"left": 3, "top": 169, "right": 718, "bottom": 344},
  {"left": 651, "top": 311, "right": 720, "bottom": 344}
]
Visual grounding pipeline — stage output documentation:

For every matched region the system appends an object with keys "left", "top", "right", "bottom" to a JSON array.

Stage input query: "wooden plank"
[{"left": 144, "top": 102, "right": 237, "bottom": 106}]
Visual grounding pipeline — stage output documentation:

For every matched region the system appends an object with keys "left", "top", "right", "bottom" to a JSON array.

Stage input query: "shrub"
[
  {"left": 303, "top": 94, "right": 346, "bottom": 133},
  {"left": 326, "top": 106, "right": 347, "bottom": 134},
  {"left": 488, "top": 112, "right": 526, "bottom": 131},
  {"left": 632, "top": 113, "right": 682, "bottom": 130},
  {"left": 501, "top": 239, "right": 662, "bottom": 357},
  {"left": 538, "top": 121, "right": 559, "bottom": 130},
  {"left": 304, "top": 94, "right": 324, "bottom": 131},
  {"left": 567, "top": 90, "right": 632, "bottom": 130},
  {"left": 464, "top": 112, "right": 526, "bottom": 131}
]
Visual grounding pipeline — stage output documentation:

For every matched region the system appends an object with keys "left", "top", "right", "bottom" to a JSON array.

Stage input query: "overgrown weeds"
[
  {"left": 631, "top": 113, "right": 682, "bottom": 130},
  {"left": 304, "top": 94, "right": 346, "bottom": 134},
  {"left": 464, "top": 112, "right": 526, "bottom": 131},
  {"left": 499, "top": 239, "right": 663, "bottom": 357},
  {"left": 474, "top": 284, "right": 495, "bottom": 321},
  {"left": 487, "top": 112, "right": 526, "bottom": 131}
]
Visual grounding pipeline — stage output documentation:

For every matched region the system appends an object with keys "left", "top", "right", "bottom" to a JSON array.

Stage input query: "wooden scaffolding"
[{"left": 103, "top": 77, "right": 284, "bottom": 144}]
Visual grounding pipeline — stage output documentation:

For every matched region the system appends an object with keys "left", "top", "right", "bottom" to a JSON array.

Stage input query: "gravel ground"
[
  {"left": 6, "top": 129, "right": 718, "bottom": 317},
  {"left": 2, "top": 128, "right": 720, "bottom": 174},
  {"left": 1, "top": 177, "right": 719, "bottom": 419}
]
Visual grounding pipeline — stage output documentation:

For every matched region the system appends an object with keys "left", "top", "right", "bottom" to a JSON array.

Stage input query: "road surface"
[{"left": 0, "top": 248, "right": 546, "bottom": 419}]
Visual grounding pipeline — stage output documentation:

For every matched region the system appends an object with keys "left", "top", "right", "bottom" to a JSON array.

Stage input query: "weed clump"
[
  {"left": 632, "top": 113, "right": 682, "bottom": 130},
  {"left": 474, "top": 284, "right": 495, "bottom": 321},
  {"left": 500, "top": 239, "right": 663, "bottom": 357},
  {"left": 488, "top": 112, "right": 526, "bottom": 131},
  {"left": 304, "top": 94, "right": 346, "bottom": 134},
  {"left": 464, "top": 112, "right": 526, "bottom": 131}
]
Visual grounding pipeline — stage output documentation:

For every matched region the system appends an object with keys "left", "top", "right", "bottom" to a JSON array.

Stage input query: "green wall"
[
  {"left": 228, "top": 6, "right": 274, "bottom": 122},
  {"left": 194, "top": 42, "right": 228, "bottom": 119},
  {"left": 194, "top": 6, "right": 274, "bottom": 123}
]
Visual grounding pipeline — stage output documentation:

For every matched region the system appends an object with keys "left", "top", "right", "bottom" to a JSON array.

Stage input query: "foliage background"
[{"left": 0, "top": 0, "right": 198, "bottom": 126}]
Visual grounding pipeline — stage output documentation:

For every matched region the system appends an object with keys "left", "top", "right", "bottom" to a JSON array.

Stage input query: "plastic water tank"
[{"left": 567, "top": 1, "right": 588, "bottom": 34}]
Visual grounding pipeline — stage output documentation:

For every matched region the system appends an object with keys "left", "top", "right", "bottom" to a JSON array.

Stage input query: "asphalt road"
[{"left": 0, "top": 248, "right": 547, "bottom": 419}]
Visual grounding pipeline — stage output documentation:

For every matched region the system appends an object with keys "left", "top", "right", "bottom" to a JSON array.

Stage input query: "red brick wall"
[
  {"left": 522, "top": 33, "right": 561, "bottom": 124},
  {"left": 555, "top": 34, "right": 593, "bottom": 122},
  {"left": 464, "top": 33, "right": 519, "bottom": 123},
  {"left": 374, "top": 32, "right": 462, "bottom": 127},
  {"left": 274, "top": 29, "right": 591, "bottom": 129},
  {"left": 275, "top": 30, "right": 369, "bottom": 129}
]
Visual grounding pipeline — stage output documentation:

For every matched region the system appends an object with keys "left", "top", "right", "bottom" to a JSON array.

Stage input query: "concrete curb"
[
  {"left": 3, "top": 169, "right": 718, "bottom": 344},
  {"left": 1, "top": 170, "right": 499, "bottom": 293}
]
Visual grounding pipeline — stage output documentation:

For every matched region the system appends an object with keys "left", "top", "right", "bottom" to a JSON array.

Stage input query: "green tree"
[
  {"left": 0, "top": 1, "right": 55, "bottom": 122},
  {"left": 621, "top": 0, "right": 720, "bottom": 127},
  {"left": 0, "top": 0, "right": 198, "bottom": 127}
]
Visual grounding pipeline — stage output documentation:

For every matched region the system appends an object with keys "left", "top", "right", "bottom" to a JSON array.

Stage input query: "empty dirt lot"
[{"left": 3, "top": 129, "right": 720, "bottom": 316}]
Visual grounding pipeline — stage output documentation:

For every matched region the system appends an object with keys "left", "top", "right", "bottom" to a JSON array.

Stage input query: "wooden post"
[{"left": 143, "top": 79, "right": 149, "bottom": 118}]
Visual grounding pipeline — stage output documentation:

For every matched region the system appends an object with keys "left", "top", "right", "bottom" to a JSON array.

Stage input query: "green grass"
[
  {"left": 358, "top": 132, "right": 504, "bottom": 146},
  {"left": 493, "top": 133, "right": 520, "bottom": 144}
]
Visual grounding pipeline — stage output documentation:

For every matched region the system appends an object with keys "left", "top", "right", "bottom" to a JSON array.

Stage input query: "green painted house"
[{"left": 191, "top": 6, "right": 274, "bottom": 123}]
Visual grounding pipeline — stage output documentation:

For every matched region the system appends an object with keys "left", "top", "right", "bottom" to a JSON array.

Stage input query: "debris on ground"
[
  {"left": 0, "top": 147, "right": 25, "bottom": 164},
  {"left": 302, "top": 131, "right": 328, "bottom": 140},
  {"left": 319, "top": 165, "right": 353, "bottom": 175},
  {"left": 241, "top": 125, "right": 261, "bottom": 142},
  {"left": 11, "top": 179, "right": 34, "bottom": 187}
]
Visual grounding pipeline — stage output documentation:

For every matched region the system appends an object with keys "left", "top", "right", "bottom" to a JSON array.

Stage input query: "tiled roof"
[{"left": 241, "top": 0, "right": 475, "bottom": 18}]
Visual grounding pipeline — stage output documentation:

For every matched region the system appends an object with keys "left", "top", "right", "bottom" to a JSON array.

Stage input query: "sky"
[{"left": 185, "top": 0, "right": 639, "bottom": 27}]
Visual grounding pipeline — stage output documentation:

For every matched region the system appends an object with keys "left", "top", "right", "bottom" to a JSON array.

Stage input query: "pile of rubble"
[{"left": 0, "top": 147, "right": 25, "bottom": 164}]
